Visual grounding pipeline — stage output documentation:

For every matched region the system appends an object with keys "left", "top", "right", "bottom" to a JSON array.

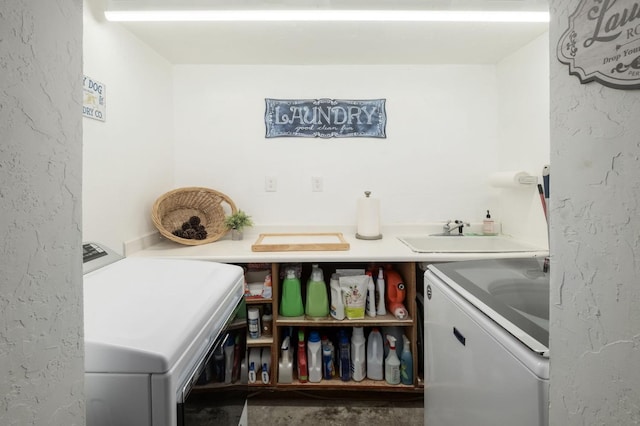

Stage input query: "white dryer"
[{"left": 82, "top": 243, "right": 247, "bottom": 426}]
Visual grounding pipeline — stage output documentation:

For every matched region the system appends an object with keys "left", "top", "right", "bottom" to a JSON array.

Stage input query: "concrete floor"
[
  {"left": 247, "top": 391, "right": 424, "bottom": 426},
  {"left": 185, "top": 390, "right": 424, "bottom": 425}
]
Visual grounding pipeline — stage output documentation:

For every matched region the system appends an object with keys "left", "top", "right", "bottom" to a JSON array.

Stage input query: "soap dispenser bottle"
[{"left": 483, "top": 210, "right": 495, "bottom": 235}]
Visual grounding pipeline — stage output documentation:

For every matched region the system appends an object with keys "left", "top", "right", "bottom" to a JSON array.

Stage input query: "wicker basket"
[{"left": 151, "top": 187, "right": 237, "bottom": 245}]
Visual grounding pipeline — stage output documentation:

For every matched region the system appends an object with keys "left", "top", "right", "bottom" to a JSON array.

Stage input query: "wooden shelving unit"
[{"left": 243, "top": 261, "right": 420, "bottom": 392}]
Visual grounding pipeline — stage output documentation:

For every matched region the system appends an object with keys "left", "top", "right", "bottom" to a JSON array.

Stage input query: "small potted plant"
[{"left": 224, "top": 210, "right": 254, "bottom": 240}]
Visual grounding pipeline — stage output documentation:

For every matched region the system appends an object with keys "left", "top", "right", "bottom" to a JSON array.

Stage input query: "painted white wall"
[
  {"left": 496, "top": 33, "right": 550, "bottom": 247},
  {"left": 549, "top": 0, "right": 640, "bottom": 424},
  {"left": 83, "top": 2, "right": 174, "bottom": 254},
  {"left": 173, "top": 65, "right": 505, "bottom": 228},
  {"left": 0, "top": 2, "right": 84, "bottom": 425}
]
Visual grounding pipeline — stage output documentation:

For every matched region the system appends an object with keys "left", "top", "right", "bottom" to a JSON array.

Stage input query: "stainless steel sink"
[{"left": 398, "top": 235, "right": 546, "bottom": 253}]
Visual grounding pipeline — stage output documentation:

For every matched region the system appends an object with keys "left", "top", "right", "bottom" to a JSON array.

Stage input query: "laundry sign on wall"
[
  {"left": 557, "top": 0, "right": 640, "bottom": 90},
  {"left": 264, "top": 98, "right": 387, "bottom": 138}
]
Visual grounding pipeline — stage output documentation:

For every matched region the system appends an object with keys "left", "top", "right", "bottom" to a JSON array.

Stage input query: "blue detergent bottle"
[
  {"left": 400, "top": 334, "right": 414, "bottom": 385},
  {"left": 338, "top": 331, "right": 351, "bottom": 381}
]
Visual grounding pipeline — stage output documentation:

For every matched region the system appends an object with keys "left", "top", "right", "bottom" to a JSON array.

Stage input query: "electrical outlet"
[
  {"left": 265, "top": 176, "right": 277, "bottom": 192},
  {"left": 312, "top": 176, "right": 323, "bottom": 192}
]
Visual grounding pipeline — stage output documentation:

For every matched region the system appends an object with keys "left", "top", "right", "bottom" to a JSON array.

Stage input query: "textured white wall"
[
  {"left": 0, "top": 2, "right": 84, "bottom": 425},
  {"left": 549, "top": 0, "right": 640, "bottom": 424},
  {"left": 83, "top": 1, "right": 174, "bottom": 254}
]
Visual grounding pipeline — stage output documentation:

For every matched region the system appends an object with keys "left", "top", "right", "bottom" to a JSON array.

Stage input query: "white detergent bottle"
[
  {"left": 384, "top": 335, "right": 400, "bottom": 385},
  {"left": 307, "top": 331, "right": 323, "bottom": 383},
  {"left": 376, "top": 267, "right": 386, "bottom": 315},
  {"left": 350, "top": 327, "right": 366, "bottom": 382},
  {"left": 366, "top": 273, "right": 376, "bottom": 317},
  {"left": 366, "top": 327, "right": 384, "bottom": 381},
  {"left": 400, "top": 335, "right": 413, "bottom": 385},
  {"left": 329, "top": 273, "right": 345, "bottom": 320}
]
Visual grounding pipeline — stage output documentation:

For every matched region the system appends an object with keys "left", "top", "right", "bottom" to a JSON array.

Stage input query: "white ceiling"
[{"left": 92, "top": 1, "right": 549, "bottom": 65}]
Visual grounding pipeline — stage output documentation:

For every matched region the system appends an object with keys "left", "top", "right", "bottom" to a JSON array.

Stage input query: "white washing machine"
[
  {"left": 82, "top": 243, "right": 247, "bottom": 426},
  {"left": 424, "top": 258, "right": 549, "bottom": 426}
]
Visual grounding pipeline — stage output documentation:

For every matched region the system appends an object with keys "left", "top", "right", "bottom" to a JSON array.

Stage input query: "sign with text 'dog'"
[{"left": 265, "top": 98, "right": 387, "bottom": 138}]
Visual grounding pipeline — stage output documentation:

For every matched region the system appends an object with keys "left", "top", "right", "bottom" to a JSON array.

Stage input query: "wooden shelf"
[
  {"left": 245, "top": 296, "right": 272, "bottom": 305},
  {"left": 247, "top": 335, "right": 273, "bottom": 346},
  {"left": 275, "top": 377, "right": 419, "bottom": 392},
  {"left": 276, "top": 313, "right": 413, "bottom": 327}
]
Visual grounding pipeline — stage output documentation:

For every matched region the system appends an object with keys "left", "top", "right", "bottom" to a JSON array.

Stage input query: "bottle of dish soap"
[
  {"left": 384, "top": 334, "right": 400, "bottom": 385},
  {"left": 400, "top": 335, "right": 413, "bottom": 385},
  {"left": 483, "top": 209, "right": 495, "bottom": 235}
]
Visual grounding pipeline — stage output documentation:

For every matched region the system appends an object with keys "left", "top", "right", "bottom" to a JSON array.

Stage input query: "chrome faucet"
[{"left": 442, "top": 220, "right": 470, "bottom": 236}]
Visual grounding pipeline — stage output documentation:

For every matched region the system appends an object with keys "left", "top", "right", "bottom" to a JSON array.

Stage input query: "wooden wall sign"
[
  {"left": 557, "top": 0, "right": 640, "bottom": 90},
  {"left": 264, "top": 98, "right": 387, "bottom": 138}
]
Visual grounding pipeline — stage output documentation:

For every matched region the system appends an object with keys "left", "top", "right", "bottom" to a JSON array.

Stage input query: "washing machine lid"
[
  {"left": 83, "top": 257, "right": 244, "bottom": 374},
  {"left": 428, "top": 257, "right": 549, "bottom": 355}
]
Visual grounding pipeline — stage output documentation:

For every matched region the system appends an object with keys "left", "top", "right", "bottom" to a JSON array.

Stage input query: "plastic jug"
[
  {"left": 306, "top": 268, "right": 329, "bottom": 317},
  {"left": 366, "top": 327, "right": 384, "bottom": 381},
  {"left": 278, "top": 336, "right": 293, "bottom": 384},
  {"left": 280, "top": 268, "right": 304, "bottom": 317},
  {"left": 307, "top": 331, "right": 322, "bottom": 383},
  {"left": 261, "top": 348, "right": 271, "bottom": 384},
  {"left": 385, "top": 266, "right": 408, "bottom": 319},
  {"left": 350, "top": 327, "right": 366, "bottom": 382}
]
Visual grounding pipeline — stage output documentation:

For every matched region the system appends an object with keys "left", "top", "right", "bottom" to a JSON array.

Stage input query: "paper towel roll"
[
  {"left": 488, "top": 171, "right": 537, "bottom": 188},
  {"left": 356, "top": 192, "right": 382, "bottom": 239}
]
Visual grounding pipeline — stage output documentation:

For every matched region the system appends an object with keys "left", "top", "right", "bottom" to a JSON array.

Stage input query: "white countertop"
[{"left": 127, "top": 224, "right": 549, "bottom": 263}]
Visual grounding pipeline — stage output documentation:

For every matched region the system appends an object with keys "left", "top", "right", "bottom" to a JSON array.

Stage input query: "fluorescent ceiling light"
[{"left": 105, "top": 10, "right": 550, "bottom": 23}]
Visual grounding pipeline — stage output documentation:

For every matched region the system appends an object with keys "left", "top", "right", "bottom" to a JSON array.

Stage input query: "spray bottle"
[
  {"left": 400, "top": 335, "right": 413, "bottom": 385},
  {"left": 297, "top": 329, "right": 308, "bottom": 383},
  {"left": 384, "top": 335, "right": 400, "bottom": 385}
]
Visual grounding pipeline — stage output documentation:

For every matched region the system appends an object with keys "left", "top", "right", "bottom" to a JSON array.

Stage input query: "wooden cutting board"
[{"left": 251, "top": 232, "right": 350, "bottom": 252}]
